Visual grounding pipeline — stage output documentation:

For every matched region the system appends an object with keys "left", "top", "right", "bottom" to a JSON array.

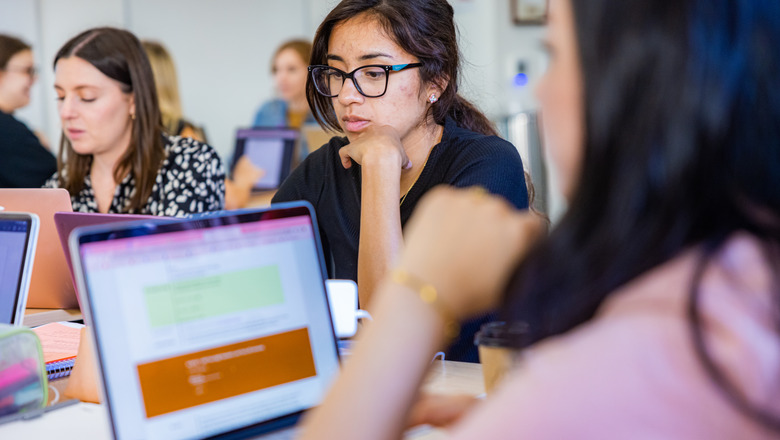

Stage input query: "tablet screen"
[
  {"left": 244, "top": 137, "right": 286, "bottom": 189},
  {"left": 232, "top": 128, "right": 298, "bottom": 191}
]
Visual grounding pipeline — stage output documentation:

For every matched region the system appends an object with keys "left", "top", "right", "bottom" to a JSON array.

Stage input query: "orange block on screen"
[{"left": 136, "top": 327, "right": 317, "bottom": 418}]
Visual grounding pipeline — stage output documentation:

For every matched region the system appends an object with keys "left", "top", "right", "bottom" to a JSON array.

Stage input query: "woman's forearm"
[
  {"left": 298, "top": 279, "right": 448, "bottom": 440},
  {"left": 357, "top": 154, "right": 403, "bottom": 308}
]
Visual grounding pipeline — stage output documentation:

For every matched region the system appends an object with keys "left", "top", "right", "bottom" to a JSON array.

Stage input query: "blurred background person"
[
  {"left": 0, "top": 34, "right": 56, "bottom": 188},
  {"left": 142, "top": 40, "right": 207, "bottom": 142},
  {"left": 45, "top": 27, "right": 224, "bottom": 217},
  {"left": 252, "top": 39, "right": 316, "bottom": 161}
]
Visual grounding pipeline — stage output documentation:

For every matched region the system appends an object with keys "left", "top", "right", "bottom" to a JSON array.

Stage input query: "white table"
[{"left": 0, "top": 360, "right": 483, "bottom": 439}]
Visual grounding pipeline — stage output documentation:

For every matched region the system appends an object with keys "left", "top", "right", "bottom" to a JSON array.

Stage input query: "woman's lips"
[
  {"left": 66, "top": 128, "right": 85, "bottom": 140},
  {"left": 342, "top": 117, "right": 370, "bottom": 132}
]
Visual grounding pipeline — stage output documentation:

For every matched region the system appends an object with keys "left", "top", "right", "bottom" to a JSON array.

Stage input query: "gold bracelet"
[{"left": 390, "top": 268, "right": 460, "bottom": 341}]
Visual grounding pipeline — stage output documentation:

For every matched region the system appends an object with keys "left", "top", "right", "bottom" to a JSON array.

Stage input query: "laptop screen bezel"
[{"left": 70, "top": 202, "right": 340, "bottom": 439}]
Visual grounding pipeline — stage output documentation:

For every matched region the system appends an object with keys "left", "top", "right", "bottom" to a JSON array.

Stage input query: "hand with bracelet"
[
  {"left": 298, "top": 186, "right": 544, "bottom": 440},
  {"left": 394, "top": 185, "right": 544, "bottom": 323}
]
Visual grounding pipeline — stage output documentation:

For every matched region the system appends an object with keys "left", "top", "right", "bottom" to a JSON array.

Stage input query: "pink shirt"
[{"left": 450, "top": 234, "right": 780, "bottom": 438}]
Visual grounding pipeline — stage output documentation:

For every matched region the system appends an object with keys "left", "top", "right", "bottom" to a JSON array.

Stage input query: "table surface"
[
  {"left": 23, "top": 308, "right": 82, "bottom": 327},
  {"left": 6, "top": 360, "right": 483, "bottom": 439}
]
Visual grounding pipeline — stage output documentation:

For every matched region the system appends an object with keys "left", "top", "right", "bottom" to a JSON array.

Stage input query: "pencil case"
[{"left": 0, "top": 324, "right": 48, "bottom": 417}]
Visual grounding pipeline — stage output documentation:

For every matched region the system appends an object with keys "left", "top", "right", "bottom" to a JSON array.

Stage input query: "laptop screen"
[
  {"left": 74, "top": 204, "right": 339, "bottom": 439},
  {"left": 232, "top": 128, "right": 298, "bottom": 191},
  {"left": 0, "top": 215, "right": 35, "bottom": 325}
]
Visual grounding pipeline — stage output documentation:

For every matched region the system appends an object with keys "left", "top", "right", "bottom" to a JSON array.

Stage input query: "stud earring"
[
  {"left": 428, "top": 93, "right": 438, "bottom": 104},
  {"left": 130, "top": 113, "right": 136, "bottom": 120}
]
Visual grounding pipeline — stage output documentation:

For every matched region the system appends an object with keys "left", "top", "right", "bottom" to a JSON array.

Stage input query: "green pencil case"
[{"left": 0, "top": 324, "right": 48, "bottom": 417}]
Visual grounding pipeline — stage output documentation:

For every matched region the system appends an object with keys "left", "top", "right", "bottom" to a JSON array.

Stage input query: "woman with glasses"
[
  {"left": 0, "top": 34, "right": 56, "bottom": 188},
  {"left": 272, "top": 0, "right": 529, "bottom": 362}
]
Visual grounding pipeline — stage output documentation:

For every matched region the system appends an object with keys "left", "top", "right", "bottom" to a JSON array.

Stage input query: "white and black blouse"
[{"left": 44, "top": 135, "right": 225, "bottom": 217}]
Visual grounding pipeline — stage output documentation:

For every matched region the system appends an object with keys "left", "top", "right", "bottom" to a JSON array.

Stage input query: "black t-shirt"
[
  {"left": 0, "top": 110, "right": 57, "bottom": 188},
  {"left": 273, "top": 118, "right": 529, "bottom": 362}
]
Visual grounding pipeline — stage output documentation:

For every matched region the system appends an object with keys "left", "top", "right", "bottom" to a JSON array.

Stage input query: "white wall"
[
  {"left": 453, "top": 0, "right": 564, "bottom": 220},
  {"left": 128, "top": 0, "right": 311, "bottom": 159}
]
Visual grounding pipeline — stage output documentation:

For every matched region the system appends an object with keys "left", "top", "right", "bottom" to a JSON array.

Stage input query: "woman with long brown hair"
[
  {"left": 272, "top": 0, "right": 529, "bottom": 362},
  {"left": 44, "top": 27, "right": 224, "bottom": 217}
]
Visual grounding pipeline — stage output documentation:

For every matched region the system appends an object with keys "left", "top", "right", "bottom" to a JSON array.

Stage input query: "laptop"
[
  {"left": 231, "top": 128, "right": 298, "bottom": 192},
  {"left": 54, "top": 212, "right": 168, "bottom": 306},
  {"left": 70, "top": 202, "right": 340, "bottom": 439},
  {"left": 0, "top": 189, "right": 76, "bottom": 309},
  {"left": 0, "top": 212, "right": 39, "bottom": 325}
]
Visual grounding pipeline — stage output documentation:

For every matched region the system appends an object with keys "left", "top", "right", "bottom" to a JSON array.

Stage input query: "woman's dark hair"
[
  {"left": 503, "top": 0, "right": 780, "bottom": 429},
  {"left": 54, "top": 27, "right": 164, "bottom": 213},
  {"left": 307, "top": 0, "right": 498, "bottom": 136},
  {"left": 0, "top": 34, "right": 30, "bottom": 70}
]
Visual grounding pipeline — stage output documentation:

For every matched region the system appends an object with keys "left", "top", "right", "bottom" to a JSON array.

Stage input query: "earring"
[
  {"left": 130, "top": 113, "right": 136, "bottom": 120},
  {"left": 428, "top": 93, "right": 438, "bottom": 104}
]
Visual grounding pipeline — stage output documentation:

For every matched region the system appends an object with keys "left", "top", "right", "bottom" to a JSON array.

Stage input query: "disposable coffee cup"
[{"left": 474, "top": 321, "right": 528, "bottom": 394}]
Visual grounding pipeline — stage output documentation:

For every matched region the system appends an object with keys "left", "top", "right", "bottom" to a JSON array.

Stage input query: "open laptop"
[
  {"left": 70, "top": 202, "right": 340, "bottom": 439},
  {"left": 0, "top": 189, "right": 76, "bottom": 309},
  {"left": 54, "top": 212, "right": 167, "bottom": 307},
  {"left": 231, "top": 128, "right": 298, "bottom": 192},
  {"left": 0, "top": 212, "right": 39, "bottom": 325}
]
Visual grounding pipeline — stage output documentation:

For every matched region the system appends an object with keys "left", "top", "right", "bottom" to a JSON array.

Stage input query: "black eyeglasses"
[{"left": 309, "top": 63, "right": 423, "bottom": 98}]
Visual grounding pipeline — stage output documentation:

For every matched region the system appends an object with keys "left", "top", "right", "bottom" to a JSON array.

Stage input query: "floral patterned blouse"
[{"left": 44, "top": 135, "right": 225, "bottom": 217}]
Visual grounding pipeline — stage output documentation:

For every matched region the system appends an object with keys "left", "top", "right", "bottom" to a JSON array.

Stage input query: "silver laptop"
[
  {"left": 70, "top": 202, "right": 340, "bottom": 439},
  {"left": 0, "top": 212, "right": 39, "bottom": 326}
]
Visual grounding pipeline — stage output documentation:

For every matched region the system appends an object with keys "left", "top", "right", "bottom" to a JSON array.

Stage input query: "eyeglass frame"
[
  {"left": 0, "top": 66, "right": 38, "bottom": 78},
  {"left": 308, "top": 63, "right": 423, "bottom": 98}
]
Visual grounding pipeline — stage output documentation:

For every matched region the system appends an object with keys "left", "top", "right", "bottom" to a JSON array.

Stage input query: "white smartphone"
[
  {"left": 0, "top": 212, "right": 39, "bottom": 326},
  {"left": 325, "top": 279, "right": 359, "bottom": 338}
]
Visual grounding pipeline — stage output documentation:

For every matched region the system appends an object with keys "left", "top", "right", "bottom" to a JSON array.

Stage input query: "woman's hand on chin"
[{"left": 338, "top": 124, "right": 411, "bottom": 171}]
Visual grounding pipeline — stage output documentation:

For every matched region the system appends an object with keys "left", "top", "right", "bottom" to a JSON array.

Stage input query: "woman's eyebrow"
[
  {"left": 54, "top": 84, "right": 99, "bottom": 91},
  {"left": 359, "top": 52, "right": 394, "bottom": 61},
  {"left": 324, "top": 52, "right": 395, "bottom": 62}
]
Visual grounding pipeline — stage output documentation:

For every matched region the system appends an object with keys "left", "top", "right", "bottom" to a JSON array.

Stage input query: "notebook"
[
  {"left": 0, "top": 212, "right": 39, "bottom": 326},
  {"left": 70, "top": 202, "right": 340, "bottom": 439},
  {"left": 0, "top": 189, "right": 75, "bottom": 309},
  {"left": 31, "top": 322, "right": 83, "bottom": 380},
  {"left": 54, "top": 212, "right": 167, "bottom": 307},
  {"left": 231, "top": 128, "right": 298, "bottom": 192}
]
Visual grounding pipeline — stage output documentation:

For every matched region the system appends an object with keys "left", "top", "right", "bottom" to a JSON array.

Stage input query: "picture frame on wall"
[{"left": 512, "top": 0, "right": 548, "bottom": 25}]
